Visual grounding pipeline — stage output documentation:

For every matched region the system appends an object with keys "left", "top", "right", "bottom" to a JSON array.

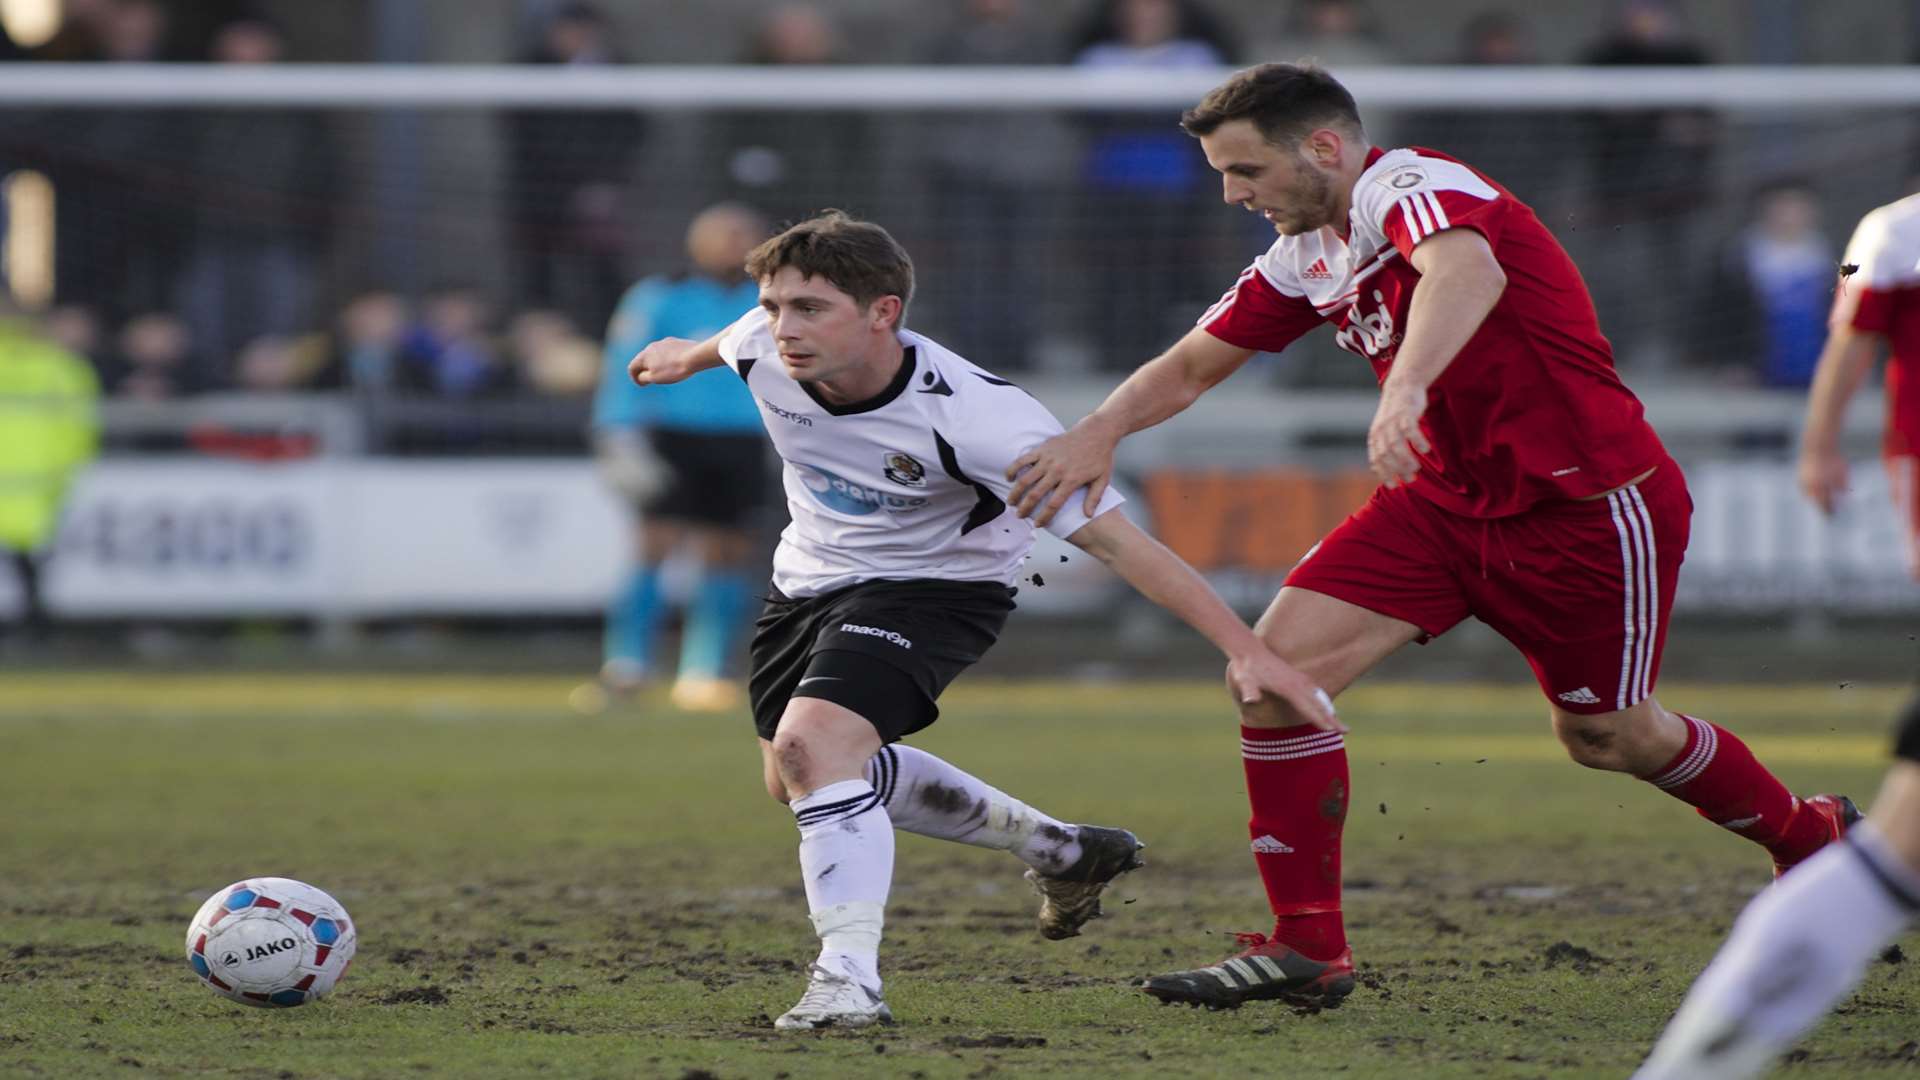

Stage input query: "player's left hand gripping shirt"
[
  {"left": 1201, "top": 146, "right": 1668, "bottom": 519},
  {"left": 715, "top": 309, "right": 1125, "bottom": 598}
]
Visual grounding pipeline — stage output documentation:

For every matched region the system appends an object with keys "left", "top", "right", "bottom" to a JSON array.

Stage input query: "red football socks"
[
  {"left": 1643, "top": 714, "right": 1831, "bottom": 864},
  {"left": 1241, "top": 724, "right": 1350, "bottom": 960}
]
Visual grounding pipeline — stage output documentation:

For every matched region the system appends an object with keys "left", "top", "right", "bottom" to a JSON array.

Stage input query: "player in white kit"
[
  {"left": 1635, "top": 696, "right": 1920, "bottom": 1080},
  {"left": 629, "top": 212, "right": 1337, "bottom": 1030}
]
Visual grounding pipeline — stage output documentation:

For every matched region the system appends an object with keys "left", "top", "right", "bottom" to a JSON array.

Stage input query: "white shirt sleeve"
[
  {"left": 946, "top": 382, "right": 1126, "bottom": 540},
  {"left": 714, "top": 306, "right": 772, "bottom": 372}
]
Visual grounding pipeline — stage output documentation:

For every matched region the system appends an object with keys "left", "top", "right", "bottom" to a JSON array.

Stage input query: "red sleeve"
[
  {"left": 1840, "top": 286, "right": 1896, "bottom": 335},
  {"left": 1197, "top": 266, "right": 1325, "bottom": 353},
  {"left": 1378, "top": 188, "right": 1513, "bottom": 262}
]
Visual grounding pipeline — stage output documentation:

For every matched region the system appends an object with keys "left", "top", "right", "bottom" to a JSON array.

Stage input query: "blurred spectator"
[
  {"left": 28, "top": 0, "right": 113, "bottom": 61},
  {"left": 1072, "top": 0, "right": 1231, "bottom": 66},
  {"left": 712, "top": 4, "right": 874, "bottom": 224},
  {"left": 1706, "top": 181, "right": 1835, "bottom": 388},
  {"left": 1251, "top": 0, "right": 1400, "bottom": 159},
  {"left": 590, "top": 203, "right": 768, "bottom": 709},
  {"left": 44, "top": 0, "right": 192, "bottom": 323},
  {"left": 510, "top": 310, "right": 599, "bottom": 397},
  {"left": 335, "top": 290, "right": 410, "bottom": 393},
  {"left": 179, "top": 17, "right": 337, "bottom": 378},
  {"left": 1252, "top": 0, "right": 1392, "bottom": 67},
  {"left": 41, "top": 306, "right": 105, "bottom": 373},
  {"left": 233, "top": 334, "right": 339, "bottom": 393},
  {"left": 109, "top": 312, "right": 196, "bottom": 399},
  {"left": 0, "top": 301, "right": 98, "bottom": 641},
  {"left": 397, "top": 284, "right": 515, "bottom": 398},
  {"left": 1581, "top": 0, "right": 1716, "bottom": 215},
  {"left": 500, "top": 2, "right": 645, "bottom": 337},
  {"left": 1404, "top": 10, "right": 1565, "bottom": 209},
  {"left": 1578, "top": 0, "right": 1718, "bottom": 369},
  {"left": 1072, "top": 0, "right": 1235, "bottom": 364},
  {"left": 914, "top": 0, "right": 1073, "bottom": 368}
]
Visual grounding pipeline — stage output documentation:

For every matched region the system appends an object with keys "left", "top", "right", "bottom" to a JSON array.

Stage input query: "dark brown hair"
[
  {"left": 1179, "top": 63, "right": 1363, "bottom": 147},
  {"left": 745, "top": 211, "right": 915, "bottom": 326}
]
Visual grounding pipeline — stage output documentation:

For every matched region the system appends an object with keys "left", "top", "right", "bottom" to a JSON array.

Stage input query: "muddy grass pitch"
[{"left": 1, "top": 676, "right": 1914, "bottom": 1078}]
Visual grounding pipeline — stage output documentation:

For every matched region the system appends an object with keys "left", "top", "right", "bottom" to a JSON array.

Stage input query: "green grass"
[{"left": 0, "top": 676, "right": 1914, "bottom": 1079}]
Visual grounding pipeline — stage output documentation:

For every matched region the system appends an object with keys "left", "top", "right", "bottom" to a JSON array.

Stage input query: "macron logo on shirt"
[{"left": 1303, "top": 258, "right": 1335, "bottom": 281}]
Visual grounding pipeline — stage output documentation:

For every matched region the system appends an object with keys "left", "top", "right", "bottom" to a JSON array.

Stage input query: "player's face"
[
  {"left": 758, "top": 267, "right": 893, "bottom": 384},
  {"left": 1200, "top": 119, "right": 1341, "bottom": 236}
]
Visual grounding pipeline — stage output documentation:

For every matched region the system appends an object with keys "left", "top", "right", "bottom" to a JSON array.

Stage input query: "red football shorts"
[
  {"left": 1286, "top": 460, "right": 1690, "bottom": 714},
  {"left": 1888, "top": 454, "right": 1920, "bottom": 580}
]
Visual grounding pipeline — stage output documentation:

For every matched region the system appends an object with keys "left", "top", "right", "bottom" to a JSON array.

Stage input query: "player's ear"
[
  {"left": 1302, "top": 127, "right": 1343, "bottom": 167},
  {"left": 869, "top": 295, "right": 903, "bottom": 332}
]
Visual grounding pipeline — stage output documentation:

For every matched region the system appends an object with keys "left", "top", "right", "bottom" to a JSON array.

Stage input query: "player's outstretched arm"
[
  {"left": 1797, "top": 327, "right": 1881, "bottom": 515},
  {"left": 628, "top": 333, "right": 726, "bottom": 387},
  {"left": 1064, "top": 508, "right": 1341, "bottom": 731},
  {"left": 1008, "top": 327, "right": 1254, "bottom": 529}
]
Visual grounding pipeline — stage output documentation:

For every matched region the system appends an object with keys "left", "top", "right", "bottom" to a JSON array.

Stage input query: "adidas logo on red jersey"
[{"left": 1302, "top": 258, "right": 1335, "bottom": 281}]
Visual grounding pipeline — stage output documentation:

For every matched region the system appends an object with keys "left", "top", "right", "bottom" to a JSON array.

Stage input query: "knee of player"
[
  {"left": 1554, "top": 716, "right": 1624, "bottom": 770},
  {"left": 769, "top": 710, "right": 851, "bottom": 790},
  {"left": 768, "top": 729, "right": 810, "bottom": 782}
]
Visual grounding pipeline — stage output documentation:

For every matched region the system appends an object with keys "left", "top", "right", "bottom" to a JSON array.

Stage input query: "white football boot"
[{"left": 773, "top": 964, "right": 893, "bottom": 1031}]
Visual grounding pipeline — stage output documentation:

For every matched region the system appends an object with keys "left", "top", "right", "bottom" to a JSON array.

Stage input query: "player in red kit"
[
  {"left": 1799, "top": 190, "right": 1920, "bottom": 577},
  {"left": 1009, "top": 63, "right": 1858, "bottom": 1009}
]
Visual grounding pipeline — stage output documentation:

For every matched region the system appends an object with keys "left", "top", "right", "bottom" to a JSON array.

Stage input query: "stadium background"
[{"left": 0, "top": 0, "right": 1916, "bottom": 682}]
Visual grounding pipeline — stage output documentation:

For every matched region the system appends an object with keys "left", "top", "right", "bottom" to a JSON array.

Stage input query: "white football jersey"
[{"left": 715, "top": 308, "right": 1125, "bottom": 598}]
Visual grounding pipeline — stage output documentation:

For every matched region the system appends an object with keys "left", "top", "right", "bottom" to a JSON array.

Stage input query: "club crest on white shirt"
[{"left": 882, "top": 452, "right": 927, "bottom": 487}]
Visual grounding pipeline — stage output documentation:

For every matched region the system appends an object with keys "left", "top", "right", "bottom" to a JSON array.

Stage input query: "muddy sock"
[{"left": 864, "top": 744, "right": 1083, "bottom": 875}]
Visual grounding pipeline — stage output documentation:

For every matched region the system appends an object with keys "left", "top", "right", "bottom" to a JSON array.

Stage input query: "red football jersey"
[
  {"left": 1200, "top": 146, "right": 1668, "bottom": 519},
  {"left": 1832, "top": 192, "right": 1920, "bottom": 458}
]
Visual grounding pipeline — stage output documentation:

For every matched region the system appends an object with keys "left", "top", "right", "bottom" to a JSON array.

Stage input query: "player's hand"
[
  {"left": 1798, "top": 447, "right": 1850, "bottom": 516},
  {"left": 1367, "top": 380, "right": 1432, "bottom": 488},
  {"left": 594, "top": 429, "right": 668, "bottom": 502},
  {"left": 628, "top": 337, "right": 703, "bottom": 387},
  {"left": 1007, "top": 416, "right": 1121, "bottom": 528},
  {"left": 1226, "top": 649, "right": 1345, "bottom": 733}
]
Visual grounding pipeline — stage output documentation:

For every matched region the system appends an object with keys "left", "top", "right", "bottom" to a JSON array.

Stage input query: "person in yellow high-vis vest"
[{"left": 0, "top": 308, "right": 99, "bottom": 635}]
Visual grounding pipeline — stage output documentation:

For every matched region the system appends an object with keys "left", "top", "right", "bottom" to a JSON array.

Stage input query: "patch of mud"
[
  {"left": 378, "top": 986, "right": 451, "bottom": 1006},
  {"left": 941, "top": 1034, "right": 1047, "bottom": 1049},
  {"left": 1540, "top": 942, "right": 1610, "bottom": 973}
]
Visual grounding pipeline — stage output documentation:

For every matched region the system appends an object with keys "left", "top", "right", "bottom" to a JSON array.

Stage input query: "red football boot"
[{"left": 1773, "top": 794, "right": 1862, "bottom": 878}]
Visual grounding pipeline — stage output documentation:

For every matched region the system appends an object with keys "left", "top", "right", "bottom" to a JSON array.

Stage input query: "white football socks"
[
  {"left": 790, "top": 779, "right": 893, "bottom": 989},
  {"left": 1635, "top": 823, "right": 1920, "bottom": 1080},
  {"left": 865, "top": 744, "right": 1084, "bottom": 874}
]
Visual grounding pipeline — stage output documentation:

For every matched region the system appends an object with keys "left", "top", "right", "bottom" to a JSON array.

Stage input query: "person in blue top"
[{"left": 593, "top": 203, "right": 770, "bottom": 710}]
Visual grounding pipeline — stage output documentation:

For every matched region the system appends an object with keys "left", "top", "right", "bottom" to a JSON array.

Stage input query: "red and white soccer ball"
[{"left": 185, "top": 877, "right": 357, "bottom": 1008}]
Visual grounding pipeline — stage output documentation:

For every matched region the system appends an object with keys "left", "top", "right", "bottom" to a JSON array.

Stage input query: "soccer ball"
[{"left": 184, "top": 877, "right": 357, "bottom": 1008}]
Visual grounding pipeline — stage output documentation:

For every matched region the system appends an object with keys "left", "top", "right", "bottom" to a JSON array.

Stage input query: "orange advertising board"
[{"left": 1140, "top": 467, "right": 1377, "bottom": 572}]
